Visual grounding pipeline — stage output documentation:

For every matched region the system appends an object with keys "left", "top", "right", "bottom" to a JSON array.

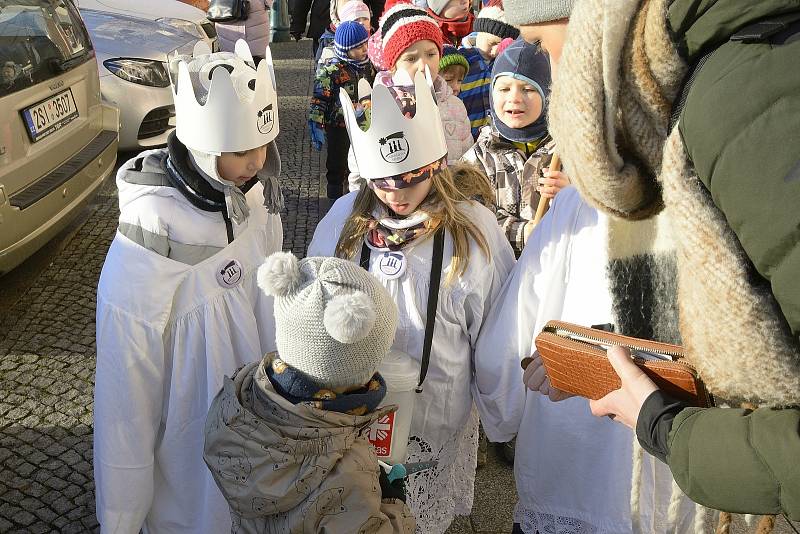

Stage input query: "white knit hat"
[
  {"left": 502, "top": 0, "right": 575, "bottom": 27},
  {"left": 257, "top": 253, "right": 398, "bottom": 389}
]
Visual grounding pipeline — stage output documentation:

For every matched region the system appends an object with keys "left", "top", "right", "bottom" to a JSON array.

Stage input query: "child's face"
[
  {"left": 371, "top": 178, "right": 433, "bottom": 216},
  {"left": 392, "top": 40, "right": 440, "bottom": 80},
  {"left": 347, "top": 43, "right": 368, "bottom": 62},
  {"left": 441, "top": 64, "right": 466, "bottom": 96},
  {"left": 476, "top": 32, "right": 502, "bottom": 60},
  {"left": 217, "top": 145, "right": 268, "bottom": 186},
  {"left": 439, "top": 0, "right": 470, "bottom": 20},
  {"left": 355, "top": 16, "right": 370, "bottom": 33},
  {"left": 492, "top": 76, "right": 543, "bottom": 129}
]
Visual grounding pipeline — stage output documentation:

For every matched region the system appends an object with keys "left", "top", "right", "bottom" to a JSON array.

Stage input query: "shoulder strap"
[
  {"left": 358, "top": 227, "right": 446, "bottom": 392},
  {"left": 417, "top": 227, "right": 445, "bottom": 392}
]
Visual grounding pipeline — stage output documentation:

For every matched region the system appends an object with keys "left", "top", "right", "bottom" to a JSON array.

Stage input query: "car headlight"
[
  {"left": 157, "top": 17, "right": 206, "bottom": 39},
  {"left": 103, "top": 58, "right": 170, "bottom": 87}
]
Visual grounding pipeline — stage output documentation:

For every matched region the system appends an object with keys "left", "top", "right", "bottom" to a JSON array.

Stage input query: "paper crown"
[
  {"left": 171, "top": 40, "right": 279, "bottom": 154},
  {"left": 339, "top": 68, "right": 448, "bottom": 180}
]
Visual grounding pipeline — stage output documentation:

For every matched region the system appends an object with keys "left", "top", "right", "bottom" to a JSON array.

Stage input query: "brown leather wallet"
[{"left": 527, "top": 320, "right": 713, "bottom": 407}]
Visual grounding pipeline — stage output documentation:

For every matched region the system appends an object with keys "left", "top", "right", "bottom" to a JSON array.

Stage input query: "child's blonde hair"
[{"left": 335, "top": 164, "right": 495, "bottom": 284}]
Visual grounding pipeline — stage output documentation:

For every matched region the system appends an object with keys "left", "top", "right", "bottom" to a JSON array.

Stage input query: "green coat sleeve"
[{"left": 667, "top": 406, "right": 800, "bottom": 520}]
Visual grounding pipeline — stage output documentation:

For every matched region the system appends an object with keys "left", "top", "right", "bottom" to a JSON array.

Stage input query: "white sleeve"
[
  {"left": 347, "top": 147, "right": 364, "bottom": 192},
  {"left": 93, "top": 299, "right": 166, "bottom": 534},
  {"left": 472, "top": 193, "right": 570, "bottom": 442}
]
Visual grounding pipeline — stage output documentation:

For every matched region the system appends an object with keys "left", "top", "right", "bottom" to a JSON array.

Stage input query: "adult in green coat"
[{"left": 502, "top": 0, "right": 800, "bottom": 523}]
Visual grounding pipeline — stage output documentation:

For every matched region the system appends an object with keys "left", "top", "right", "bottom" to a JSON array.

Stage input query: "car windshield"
[{"left": 0, "top": 0, "right": 93, "bottom": 98}]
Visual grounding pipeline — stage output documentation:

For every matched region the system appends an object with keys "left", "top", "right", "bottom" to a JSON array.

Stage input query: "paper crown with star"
[
  {"left": 170, "top": 40, "right": 279, "bottom": 154},
  {"left": 339, "top": 67, "right": 448, "bottom": 180}
]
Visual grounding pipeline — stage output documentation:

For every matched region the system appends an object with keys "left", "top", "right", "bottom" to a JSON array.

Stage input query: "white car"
[
  {"left": 80, "top": 9, "right": 199, "bottom": 150},
  {"left": 75, "top": 0, "right": 218, "bottom": 52}
]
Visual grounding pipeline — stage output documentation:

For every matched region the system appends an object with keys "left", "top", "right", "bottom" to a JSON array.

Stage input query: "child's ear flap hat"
[
  {"left": 490, "top": 37, "right": 551, "bottom": 142},
  {"left": 258, "top": 253, "right": 398, "bottom": 389}
]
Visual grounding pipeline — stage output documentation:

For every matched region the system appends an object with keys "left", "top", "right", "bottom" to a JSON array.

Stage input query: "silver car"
[
  {"left": 80, "top": 9, "right": 199, "bottom": 150},
  {"left": 75, "top": 0, "right": 218, "bottom": 52}
]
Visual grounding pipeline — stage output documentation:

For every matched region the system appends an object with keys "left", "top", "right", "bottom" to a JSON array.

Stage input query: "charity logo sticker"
[
  {"left": 367, "top": 412, "right": 394, "bottom": 457},
  {"left": 256, "top": 104, "right": 275, "bottom": 134},
  {"left": 378, "top": 131, "right": 409, "bottom": 163},
  {"left": 377, "top": 251, "right": 406, "bottom": 280},
  {"left": 216, "top": 259, "right": 243, "bottom": 288}
]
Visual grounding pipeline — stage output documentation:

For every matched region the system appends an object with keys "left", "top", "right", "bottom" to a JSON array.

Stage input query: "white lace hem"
[
  {"left": 513, "top": 505, "right": 609, "bottom": 534},
  {"left": 405, "top": 407, "right": 480, "bottom": 534}
]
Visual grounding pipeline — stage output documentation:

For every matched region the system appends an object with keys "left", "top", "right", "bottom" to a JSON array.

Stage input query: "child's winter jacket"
[
  {"left": 461, "top": 122, "right": 553, "bottom": 255},
  {"left": 204, "top": 355, "right": 415, "bottom": 533},
  {"left": 310, "top": 58, "right": 376, "bottom": 130}
]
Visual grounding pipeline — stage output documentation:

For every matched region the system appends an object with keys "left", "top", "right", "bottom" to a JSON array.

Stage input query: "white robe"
[
  {"left": 308, "top": 192, "right": 516, "bottom": 533},
  {"left": 94, "top": 175, "right": 282, "bottom": 534},
  {"left": 474, "top": 187, "right": 697, "bottom": 534}
]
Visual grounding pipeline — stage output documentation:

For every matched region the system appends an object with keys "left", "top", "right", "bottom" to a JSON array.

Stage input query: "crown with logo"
[
  {"left": 170, "top": 40, "right": 279, "bottom": 154},
  {"left": 339, "top": 67, "right": 448, "bottom": 180}
]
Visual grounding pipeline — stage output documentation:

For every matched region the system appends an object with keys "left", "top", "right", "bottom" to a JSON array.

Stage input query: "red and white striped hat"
[{"left": 378, "top": 2, "right": 443, "bottom": 70}]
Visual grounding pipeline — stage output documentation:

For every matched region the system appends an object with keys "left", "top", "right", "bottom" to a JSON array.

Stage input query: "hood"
[
  {"left": 204, "top": 359, "right": 393, "bottom": 518},
  {"left": 80, "top": 9, "right": 198, "bottom": 60},
  {"left": 667, "top": 0, "right": 800, "bottom": 62}
]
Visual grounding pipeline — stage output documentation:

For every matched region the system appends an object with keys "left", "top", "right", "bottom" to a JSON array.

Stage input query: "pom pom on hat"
[
  {"left": 439, "top": 44, "right": 468, "bottom": 72},
  {"left": 264, "top": 254, "right": 399, "bottom": 389},
  {"left": 324, "top": 291, "right": 377, "bottom": 344},
  {"left": 474, "top": 5, "right": 519, "bottom": 40},
  {"left": 379, "top": 2, "right": 443, "bottom": 69},
  {"left": 258, "top": 251, "right": 301, "bottom": 297}
]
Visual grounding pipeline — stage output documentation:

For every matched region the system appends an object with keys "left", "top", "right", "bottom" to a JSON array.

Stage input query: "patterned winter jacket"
[
  {"left": 461, "top": 122, "right": 553, "bottom": 255},
  {"left": 309, "top": 58, "right": 376, "bottom": 130},
  {"left": 204, "top": 355, "right": 415, "bottom": 533}
]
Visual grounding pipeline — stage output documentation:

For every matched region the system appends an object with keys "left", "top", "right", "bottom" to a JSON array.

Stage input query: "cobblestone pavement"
[
  {"left": 0, "top": 39, "right": 516, "bottom": 534},
  {"left": 3, "top": 38, "right": 791, "bottom": 534}
]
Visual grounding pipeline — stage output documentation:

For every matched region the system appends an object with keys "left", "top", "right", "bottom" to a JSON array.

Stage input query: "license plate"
[{"left": 22, "top": 89, "right": 79, "bottom": 143}]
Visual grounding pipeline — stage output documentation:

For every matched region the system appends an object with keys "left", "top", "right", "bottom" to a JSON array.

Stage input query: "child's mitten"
[{"left": 309, "top": 120, "right": 326, "bottom": 150}]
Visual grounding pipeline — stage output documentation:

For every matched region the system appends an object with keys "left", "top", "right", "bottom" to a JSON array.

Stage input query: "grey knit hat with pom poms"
[{"left": 257, "top": 252, "right": 398, "bottom": 389}]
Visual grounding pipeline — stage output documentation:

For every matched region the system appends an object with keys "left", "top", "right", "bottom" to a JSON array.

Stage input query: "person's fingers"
[
  {"left": 522, "top": 356, "right": 547, "bottom": 392},
  {"left": 588, "top": 392, "right": 616, "bottom": 418},
  {"left": 606, "top": 346, "right": 640, "bottom": 379}
]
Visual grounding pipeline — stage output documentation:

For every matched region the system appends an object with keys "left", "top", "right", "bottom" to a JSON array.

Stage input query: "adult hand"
[
  {"left": 537, "top": 168, "right": 571, "bottom": 199},
  {"left": 589, "top": 346, "right": 659, "bottom": 429},
  {"left": 522, "top": 351, "right": 573, "bottom": 402}
]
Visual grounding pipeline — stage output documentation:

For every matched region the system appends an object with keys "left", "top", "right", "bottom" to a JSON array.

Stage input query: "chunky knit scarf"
[{"left": 548, "top": 0, "right": 800, "bottom": 406}]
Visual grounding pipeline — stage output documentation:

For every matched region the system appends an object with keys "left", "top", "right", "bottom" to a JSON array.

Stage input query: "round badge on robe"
[
  {"left": 216, "top": 259, "right": 243, "bottom": 288},
  {"left": 377, "top": 251, "right": 406, "bottom": 280}
]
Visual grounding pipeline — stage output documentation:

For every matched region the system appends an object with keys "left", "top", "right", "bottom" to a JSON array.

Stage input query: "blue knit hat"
[
  {"left": 489, "top": 37, "right": 551, "bottom": 142},
  {"left": 335, "top": 21, "right": 369, "bottom": 54}
]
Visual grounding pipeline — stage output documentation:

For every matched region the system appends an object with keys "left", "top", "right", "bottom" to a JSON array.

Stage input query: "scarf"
[
  {"left": 548, "top": 0, "right": 800, "bottom": 405},
  {"left": 334, "top": 47, "right": 371, "bottom": 69},
  {"left": 265, "top": 353, "right": 387, "bottom": 415},
  {"left": 366, "top": 209, "right": 441, "bottom": 250},
  {"left": 426, "top": 9, "right": 475, "bottom": 45}
]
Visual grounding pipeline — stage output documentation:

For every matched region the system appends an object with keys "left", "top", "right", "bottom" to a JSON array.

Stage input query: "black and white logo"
[
  {"left": 378, "top": 131, "right": 409, "bottom": 163},
  {"left": 216, "top": 259, "right": 243, "bottom": 288},
  {"left": 377, "top": 251, "right": 406, "bottom": 280},
  {"left": 257, "top": 104, "right": 275, "bottom": 134}
]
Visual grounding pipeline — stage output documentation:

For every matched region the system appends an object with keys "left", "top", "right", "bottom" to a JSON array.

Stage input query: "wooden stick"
[{"left": 532, "top": 153, "right": 561, "bottom": 226}]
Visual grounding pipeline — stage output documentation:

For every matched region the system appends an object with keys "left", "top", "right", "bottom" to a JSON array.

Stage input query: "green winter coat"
[{"left": 664, "top": 0, "right": 800, "bottom": 521}]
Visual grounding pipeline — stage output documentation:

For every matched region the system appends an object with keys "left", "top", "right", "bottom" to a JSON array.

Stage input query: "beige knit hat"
[
  {"left": 503, "top": 0, "right": 575, "bottom": 27},
  {"left": 257, "top": 253, "right": 398, "bottom": 389}
]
